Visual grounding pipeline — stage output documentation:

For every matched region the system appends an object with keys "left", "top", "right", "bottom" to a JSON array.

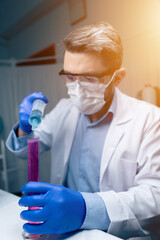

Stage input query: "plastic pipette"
[{"left": 29, "top": 99, "right": 46, "bottom": 130}]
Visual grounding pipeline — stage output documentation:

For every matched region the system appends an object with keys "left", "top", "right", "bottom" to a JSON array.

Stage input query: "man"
[{"left": 6, "top": 22, "right": 160, "bottom": 239}]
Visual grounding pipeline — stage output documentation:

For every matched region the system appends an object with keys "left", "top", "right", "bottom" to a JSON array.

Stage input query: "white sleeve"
[{"left": 6, "top": 99, "right": 69, "bottom": 158}]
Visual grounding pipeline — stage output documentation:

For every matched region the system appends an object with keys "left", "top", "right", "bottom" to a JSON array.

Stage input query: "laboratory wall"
[
  {"left": 0, "top": 45, "right": 9, "bottom": 59},
  {"left": 0, "top": 64, "right": 68, "bottom": 192},
  {"left": 8, "top": 0, "right": 160, "bottom": 96},
  {"left": 0, "top": 0, "right": 160, "bottom": 192}
]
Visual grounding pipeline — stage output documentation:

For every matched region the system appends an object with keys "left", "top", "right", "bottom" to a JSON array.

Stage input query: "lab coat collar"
[
  {"left": 114, "top": 88, "right": 133, "bottom": 125},
  {"left": 99, "top": 88, "right": 134, "bottom": 187}
]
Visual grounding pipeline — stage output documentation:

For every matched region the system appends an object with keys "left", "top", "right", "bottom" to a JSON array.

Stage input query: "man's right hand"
[{"left": 19, "top": 92, "right": 48, "bottom": 135}]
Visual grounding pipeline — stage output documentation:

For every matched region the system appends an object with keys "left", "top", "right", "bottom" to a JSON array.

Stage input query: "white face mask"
[{"left": 66, "top": 72, "right": 116, "bottom": 115}]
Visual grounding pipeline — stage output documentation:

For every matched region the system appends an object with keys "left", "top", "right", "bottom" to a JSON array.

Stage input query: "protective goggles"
[{"left": 59, "top": 69, "right": 114, "bottom": 84}]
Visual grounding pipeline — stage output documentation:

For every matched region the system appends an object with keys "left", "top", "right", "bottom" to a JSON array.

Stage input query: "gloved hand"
[
  {"left": 19, "top": 92, "right": 48, "bottom": 133},
  {"left": 19, "top": 182, "right": 86, "bottom": 235}
]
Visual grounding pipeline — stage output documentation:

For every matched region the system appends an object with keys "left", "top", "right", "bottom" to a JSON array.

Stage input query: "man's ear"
[{"left": 114, "top": 68, "right": 126, "bottom": 86}]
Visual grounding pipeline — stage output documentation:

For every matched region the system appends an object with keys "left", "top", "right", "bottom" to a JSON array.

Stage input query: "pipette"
[{"left": 29, "top": 99, "right": 46, "bottom": 131}]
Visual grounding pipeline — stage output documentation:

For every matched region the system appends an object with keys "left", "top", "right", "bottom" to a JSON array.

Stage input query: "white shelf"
[
  {"left": 0, "top": 139, "right": 8, "bottom": 191},
  {"left": 0, "top": 167, "right": 19, "bottom": 173}
]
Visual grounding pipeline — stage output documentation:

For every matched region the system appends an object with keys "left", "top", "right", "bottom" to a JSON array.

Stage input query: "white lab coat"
[{"left": 7, "top": 88, "right": 160, "bottom": 239}]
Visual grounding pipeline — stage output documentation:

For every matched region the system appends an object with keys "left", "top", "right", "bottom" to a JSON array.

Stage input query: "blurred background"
[{"left": 0, "top": 0, "right": 160, "bottom": 193}]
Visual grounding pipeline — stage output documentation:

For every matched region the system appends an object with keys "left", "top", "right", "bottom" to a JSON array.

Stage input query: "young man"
[{"left": 6, "top": 22, "right": 160, "bottom": 239}]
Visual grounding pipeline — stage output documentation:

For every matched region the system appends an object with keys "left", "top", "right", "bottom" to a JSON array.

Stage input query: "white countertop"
[{"left": 0, "top": 189, "right": 122, "bottom": 240}]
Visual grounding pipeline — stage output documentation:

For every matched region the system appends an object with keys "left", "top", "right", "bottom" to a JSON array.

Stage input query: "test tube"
[
  {"left": 22, "top": 137, "right": 42, "bottom": 240},
  {"left": 28, "top": 137, "right": 40, "bottom": 182}
]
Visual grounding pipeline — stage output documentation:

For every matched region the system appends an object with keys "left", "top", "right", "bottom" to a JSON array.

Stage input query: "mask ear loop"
[
  {"left": 103, "top": 71, "right": 117, "bottom": 103},
  {"left": 104, "top": 71, "right": 116, "bottom": 87}
]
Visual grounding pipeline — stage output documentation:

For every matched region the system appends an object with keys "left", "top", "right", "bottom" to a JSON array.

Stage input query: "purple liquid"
[
  {"left": 27, "top": 137, "right": 41, "bottom": 232},
  {"left": 22, "top": 138, "right": 41, "bottom": 238},
  {"left": 28, "top": 138, "right": 40, "bottom": 182}
]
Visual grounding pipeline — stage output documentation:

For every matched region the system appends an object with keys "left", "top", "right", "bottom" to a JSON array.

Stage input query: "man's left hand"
[{"left": 19, "top": 182, "right": 86, "bottom": 234}]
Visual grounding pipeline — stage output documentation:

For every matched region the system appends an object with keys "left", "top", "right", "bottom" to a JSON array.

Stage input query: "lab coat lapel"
[
  {"left": 100, "top": 88, "right": 133, "bottom": 186},
  {"left": 100, "top": 124, "right": 124, "bottom": 184},
  {"left": 62, "top": 106, "right": 80, "bottom": 182}
]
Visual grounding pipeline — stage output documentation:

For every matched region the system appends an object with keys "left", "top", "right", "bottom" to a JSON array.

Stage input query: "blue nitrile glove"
[
  {"left": 19, "top": 92, "right": 48, "bottom": 133},
  {"left": 19, "top": 182, "right": 86, "bottom": 235}
]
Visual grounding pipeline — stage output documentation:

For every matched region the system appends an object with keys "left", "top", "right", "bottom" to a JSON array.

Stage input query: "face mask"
[{"left": 66, "top": 72, "right": 115, "bottom": 115}]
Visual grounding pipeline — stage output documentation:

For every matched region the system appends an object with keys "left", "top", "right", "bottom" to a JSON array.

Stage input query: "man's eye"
[
  {"left": 85, "top": 76, "right": 98, "bottom": 83},
  {"left": 67, "top": 75, "right": 74, "bottom": 81}
]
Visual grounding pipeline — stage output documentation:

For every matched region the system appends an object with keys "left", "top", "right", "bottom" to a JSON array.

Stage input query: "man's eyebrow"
[{"left": 60, "top": 69, "right": 105, "bottom": 76}]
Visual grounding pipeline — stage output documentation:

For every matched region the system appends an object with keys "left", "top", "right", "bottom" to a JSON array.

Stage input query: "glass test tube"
[
  {"left": 22, "top": 137, "right": 42, "bottom": 240},
  {"left": 28, "top": 137, "right": 40, "bottom": 182}
]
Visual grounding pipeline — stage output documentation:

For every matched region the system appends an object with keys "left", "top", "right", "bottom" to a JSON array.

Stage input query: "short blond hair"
[{"left": 63, "top": 22, "right": 123, "bottom": 71}]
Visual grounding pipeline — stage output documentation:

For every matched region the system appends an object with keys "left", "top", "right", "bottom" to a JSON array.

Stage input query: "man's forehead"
[{"left": 63, "top": 51, "right": 110, "bottom": 73}]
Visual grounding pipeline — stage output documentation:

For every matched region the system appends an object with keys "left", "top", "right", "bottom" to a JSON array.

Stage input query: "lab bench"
[{"left": 0, "top": 189, "right": 122, "bottom": 240}]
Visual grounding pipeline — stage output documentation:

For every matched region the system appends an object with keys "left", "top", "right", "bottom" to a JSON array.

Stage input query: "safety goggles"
[{"left": 59, "top": 69, "right": 114, "bottom": 84}]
